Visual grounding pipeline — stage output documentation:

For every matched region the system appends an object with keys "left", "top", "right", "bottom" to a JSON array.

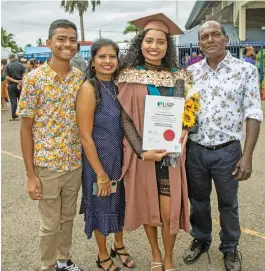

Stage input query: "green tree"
[
  {"left": 256, "top": 49, "right": 265, "bottom": 67},
  {"left": 61, "top": 0, "right": 101, "bottom": 42},
  {"left": 1, "top": 27, "right": 23, "bottom": 53},
  {"left": 123, "top": 23, "right": 139, "bottom": 35},
  {"left": 1, "top": 27, "right": 14, "bottom": 47},
  {"left": 36, "top": 38, "right": 44, "bottom": 46}
]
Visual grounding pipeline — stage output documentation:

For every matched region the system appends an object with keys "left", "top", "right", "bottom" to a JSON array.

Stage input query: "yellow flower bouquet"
[{"left": 182, "top": 93, "right": 200, "bottom": 129}]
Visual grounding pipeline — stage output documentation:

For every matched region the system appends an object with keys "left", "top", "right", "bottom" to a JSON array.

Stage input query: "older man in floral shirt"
[{"left": 183, "top": 21, "right": 263, "bottom": 271}]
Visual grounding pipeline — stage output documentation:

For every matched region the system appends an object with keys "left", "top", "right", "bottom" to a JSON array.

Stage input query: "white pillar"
[
  {"left": 239, "top": 5, "right": 246, "bottom": 41},
  {"left": 222, "top": 0, "right": 227, "bottom": 9}
]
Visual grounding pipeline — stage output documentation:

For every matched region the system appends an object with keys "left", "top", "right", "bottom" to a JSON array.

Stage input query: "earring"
[{"left": 91, "top": 65, "right": 95, "bottom": 71}]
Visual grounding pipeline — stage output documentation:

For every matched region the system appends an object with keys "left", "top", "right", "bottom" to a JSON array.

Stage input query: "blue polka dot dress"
[{"left": 79, "top": 80, "right": 125, "bottom": 239}]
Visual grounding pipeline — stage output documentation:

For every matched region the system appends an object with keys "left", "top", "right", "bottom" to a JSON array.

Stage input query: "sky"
[{"left": 1, "top": 0, "right": 196, "bottom": 48}]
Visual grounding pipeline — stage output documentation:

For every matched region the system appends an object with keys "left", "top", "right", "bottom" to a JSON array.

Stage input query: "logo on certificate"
[{"left": 157, "top": 101, "right": 174, "bottom": 108}]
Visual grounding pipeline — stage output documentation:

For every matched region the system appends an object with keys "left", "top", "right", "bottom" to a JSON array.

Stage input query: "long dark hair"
[
  {"left": 87, "top": 38, "right": 119, "bottom": 110},
  {"left": 120, "top": 29, "right": 179, "bottom": 70}
]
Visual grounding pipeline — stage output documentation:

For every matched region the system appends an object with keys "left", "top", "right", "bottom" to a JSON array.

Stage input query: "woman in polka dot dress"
[{"left": 76, "top": 39, "right": 135, "bottom": 271}]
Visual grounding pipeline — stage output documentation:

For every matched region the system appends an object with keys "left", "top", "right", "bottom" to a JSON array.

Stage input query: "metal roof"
[{"left": 185, "top": 0, "right": 221, "bottom": 30}]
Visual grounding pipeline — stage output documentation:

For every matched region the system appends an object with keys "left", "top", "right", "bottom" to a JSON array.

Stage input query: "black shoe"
[
  {"left": 223, "top": 249, "right": 242, "bottom": 271},
  {"left": 96, "top": 255, "right": 122, "bottom": 271},
  {"left": 183, "top": 239, "right": 210, "bottom": 265},
  {"left": 55, "top": 260, "right": 84, "bottom": 271}
]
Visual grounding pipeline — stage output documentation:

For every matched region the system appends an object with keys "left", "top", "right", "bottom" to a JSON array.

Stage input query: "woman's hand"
[
  {"left": 179, "top": 129, "right": 189, "bottom": 156},
  {"left": 140, "top": 150, "right": 169, "bottom": 162},
  {"left": 17, "top": 81, "right": 22, "bottom": 90},
  {"left": 97, "top": 173, "right": 111, "bottom": 197}
]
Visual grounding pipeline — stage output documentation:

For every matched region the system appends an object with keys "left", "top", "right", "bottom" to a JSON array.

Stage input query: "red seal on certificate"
[{"left": 163, "top": 129, "right": 175, "bottom": 141}]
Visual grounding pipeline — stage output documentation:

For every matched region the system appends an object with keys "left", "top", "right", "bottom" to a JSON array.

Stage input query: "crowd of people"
[
  {"left": 1, "top": 13, "right": 263, "bottom": 271},
  {"left": 1, "top": 56, "right": 45, "bottom": 118}
]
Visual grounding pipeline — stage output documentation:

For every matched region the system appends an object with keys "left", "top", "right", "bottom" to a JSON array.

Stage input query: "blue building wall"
[{"left": 23, "top": 46, "right": 91, "bottom": 61}]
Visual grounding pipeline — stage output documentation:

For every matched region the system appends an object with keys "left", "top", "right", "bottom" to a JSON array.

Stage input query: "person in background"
[
  {"left": 242, "top": 46, "right": 255, "bottom": 65},
  {"left": 26, "top": 58, "right": 38, "bottom": 73},
  {"left": 191, "top": 52, "right": 201, "bottom": 64},
  {"left": 185, "top": 53, "right": 190, "bottom": 67},
  {"left": 20, "top": 57, "right": 28, "bottom": 67},
  {"left": 198, "top": 52, "right": 204, "bottom": 60},
  {"left": 36, "top": 59, "right": 45, "bottom": 67},
  {"left": 183, "top": 21, "right": 262, "bottom": 271},
  {"left": 17, "top": 19, "right": 84, "bottom": 271},
  {"left": 70, "top": 43, "right": 87, "bottom": 75},
  {"left": 1, "top": 59, "right": 8, "bottom": 110},
  {"left": 4, "top": 53, "right": 26, "bottom": 121},
  {"left": 17, "top": 58, "right": 38, "bottom": 90}
]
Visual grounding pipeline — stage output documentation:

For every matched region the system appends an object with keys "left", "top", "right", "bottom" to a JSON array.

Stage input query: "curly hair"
[
  {"left": 86, "top": 38, "right": 119, "bottom": 110},
  {"left": 120, "top": 29, "right": 179, "bottom": 70}
]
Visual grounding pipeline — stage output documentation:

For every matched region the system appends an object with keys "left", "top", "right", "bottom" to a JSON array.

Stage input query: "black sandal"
[
  {"left": 110, "top": 244, "right": 136, "bottom": 268},
  {"left": 96, "top": 255, "right": 121, "bottom": 271}
]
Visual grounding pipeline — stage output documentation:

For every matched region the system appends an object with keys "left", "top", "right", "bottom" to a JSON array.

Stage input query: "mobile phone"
[{"left": 92, "top": 181, "right": 117, "bottom": 195}]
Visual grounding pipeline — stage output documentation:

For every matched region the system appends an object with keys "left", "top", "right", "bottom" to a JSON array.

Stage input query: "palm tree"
[
  {"left": 1, "top": 27, "right": 22, "bottom": 53},
  {"left": 36, "top": 38, "right": 44, "bottom": 46},
  {"left": 123, "top": 23, "right": 139, "bottom": 35},
  {"left": 1, "top": 27, "right": 15, "bottom": 47},
  {"left": 61, "top": 0, "right": 101, "bottom": 42}
]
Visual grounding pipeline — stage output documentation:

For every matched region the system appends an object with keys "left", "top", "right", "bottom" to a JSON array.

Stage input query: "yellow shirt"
[{"left": 17, "top": 62, "right": 84, "bottom": 172}]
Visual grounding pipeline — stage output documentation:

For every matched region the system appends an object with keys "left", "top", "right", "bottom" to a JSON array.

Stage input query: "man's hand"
[
  {"left": 141, "top": 150, "right": 169, "bottom": 162},
  {"left": 232, "top": 155, "right": 252, "bottom": 181},
  {"left": 27, "top": 175, "right": 43, "bottom": 200}
]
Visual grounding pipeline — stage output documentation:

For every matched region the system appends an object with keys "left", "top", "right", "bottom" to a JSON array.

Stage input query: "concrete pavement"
[{"left": 1, "top": 103, "right": 265, "bottom": 271}]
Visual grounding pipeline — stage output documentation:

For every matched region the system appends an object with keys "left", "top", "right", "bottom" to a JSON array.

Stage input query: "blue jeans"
[{"left": 186, "top": 139, "right": 242, "bottom": 253}]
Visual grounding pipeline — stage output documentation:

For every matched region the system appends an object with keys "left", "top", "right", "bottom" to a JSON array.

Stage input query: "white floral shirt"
[{"left": 187, "top": 51, "right": 263, "bottom": 146}]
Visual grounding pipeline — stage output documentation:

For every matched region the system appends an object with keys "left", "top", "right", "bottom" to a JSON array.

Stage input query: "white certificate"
[{"left": 142, "top": 95, "right": 185, "bottom": 153}]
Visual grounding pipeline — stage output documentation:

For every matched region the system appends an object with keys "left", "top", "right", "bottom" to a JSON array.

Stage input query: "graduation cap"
[{"left": 130, "top": 13, "right": 183, "bottom": 36}]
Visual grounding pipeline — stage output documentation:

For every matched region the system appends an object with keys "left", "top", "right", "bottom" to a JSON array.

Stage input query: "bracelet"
[{"left": 97, "top": 175, "right": 109, "bottom": 184}]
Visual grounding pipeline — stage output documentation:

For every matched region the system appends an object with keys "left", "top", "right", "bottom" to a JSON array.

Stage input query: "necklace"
[
  {"left": 144, "top": 61, "right": 165, "bottom": 71},
  {"left": 99, "top": 79, "right": 117, "bottom": 100}
]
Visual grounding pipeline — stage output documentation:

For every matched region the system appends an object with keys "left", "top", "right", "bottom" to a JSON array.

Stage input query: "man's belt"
[{"left": 194, "top": 140, "right": 237, "bottom": 150}]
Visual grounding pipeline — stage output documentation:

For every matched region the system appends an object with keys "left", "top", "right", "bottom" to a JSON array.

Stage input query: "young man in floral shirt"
[
  {"left": 17, "top": 20, "right": 84, "bottom": 271},
  {"left": 183, "top": 21, "right": 262, "bottom": 271}
]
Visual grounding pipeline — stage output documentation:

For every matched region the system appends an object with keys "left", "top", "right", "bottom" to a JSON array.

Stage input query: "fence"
[
  {"left": 22, "top": 41, "right": 264, "bottom": 84},
  {"left": 177, "top": 41, "right": 264, "bottom": 85}
]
